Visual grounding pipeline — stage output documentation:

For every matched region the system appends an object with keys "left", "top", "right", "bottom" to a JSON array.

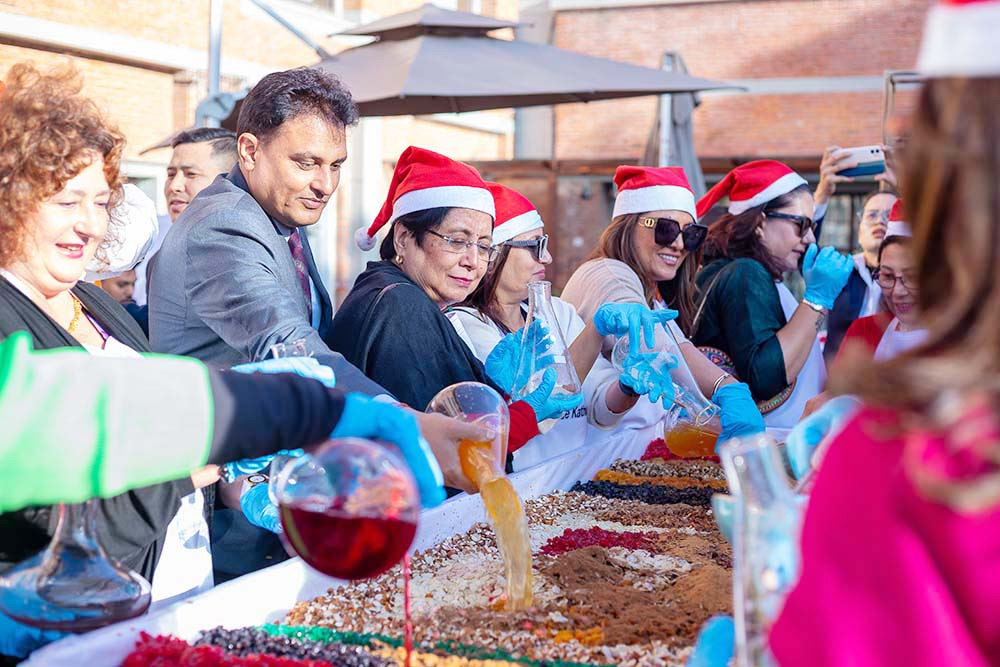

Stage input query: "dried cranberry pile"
[
  {"left": 640, "top": 439, "right": 720, "bottom": 463},
  {"left": 540, "top": 527, "right": 659, "bottom": 556}
]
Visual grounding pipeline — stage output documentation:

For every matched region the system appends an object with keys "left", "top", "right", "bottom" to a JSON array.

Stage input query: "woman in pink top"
[{"left": 767, "top": 10, "right": 1000, "bottom": 666}]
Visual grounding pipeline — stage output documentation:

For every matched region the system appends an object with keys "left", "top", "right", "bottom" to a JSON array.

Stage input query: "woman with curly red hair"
[{"left": 0, "top": 63, "right": 211, "bottom": 659}]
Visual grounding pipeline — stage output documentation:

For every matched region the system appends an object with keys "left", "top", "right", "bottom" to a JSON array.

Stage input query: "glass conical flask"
[
  {"left": 0, "top": 500, "right": 151, "bottom": 632},
  {"left": 512, "top": 281, "right": 581, "bottom": 432},
  {"left": 719, "top": 434, "right": 803, "bottom": 667},
  {"left": 612, "top": 328, "right": 722, "bottom": 456}
]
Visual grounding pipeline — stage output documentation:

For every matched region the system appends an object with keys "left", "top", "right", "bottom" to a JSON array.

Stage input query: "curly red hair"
[{"left": 0, "top": 63, "right": 125, "bottom": 268}]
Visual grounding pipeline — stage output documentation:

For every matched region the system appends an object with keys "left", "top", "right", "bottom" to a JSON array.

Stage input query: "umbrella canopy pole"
[
  {"left": 657, "top": 53, "right": 675, "bottom": 168},
  {"left": 201, "top": 0, "right": 223, "bottom": 128}
]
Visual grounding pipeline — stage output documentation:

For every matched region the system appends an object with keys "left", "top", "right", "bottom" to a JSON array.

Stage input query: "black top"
[
  {"left": 328, "top": 261, "right": 502, "bottom": 410},
  {"left": 692, "top": 257, "right": 790, "bottom": 402},
  {"left": 824, "top": 262, "right": 876, "bottom": 365},
  {"left": 0, "top": 276, "right": 191, "bottom": 580}
]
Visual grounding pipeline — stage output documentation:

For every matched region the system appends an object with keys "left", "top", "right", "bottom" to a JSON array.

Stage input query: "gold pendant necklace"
[{"left": 67, "top": 293, "right": 83, "bottom": 334}]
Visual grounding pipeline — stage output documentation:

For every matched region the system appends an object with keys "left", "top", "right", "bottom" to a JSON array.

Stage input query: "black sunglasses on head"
[
  {"left": 638, "top": 217, "right": 708, "bottom": 251},
  {"left": 764, "top": 210, "right": 815, "bottom": 238},
  {"left": 504, "top": 234, "right": 549, "bottom": 261}
]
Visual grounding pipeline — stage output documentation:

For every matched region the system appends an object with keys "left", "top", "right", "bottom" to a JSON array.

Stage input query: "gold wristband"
[
  {"left": 712, "top": 372, "right": 733, "bottom": 395},
  {"left": 800, "top": 298, "right": 826, "bottom": 314}
]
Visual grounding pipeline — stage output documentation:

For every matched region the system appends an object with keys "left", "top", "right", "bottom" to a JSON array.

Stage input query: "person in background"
[
  {"left": 562, "top": 166, "right": 764, "bottom": 457},
  {"left": 449, "top": 183, "right": 672, "bottom": 471},
  {"left": 811, "top": 143, "right": 899, "bottom": 363},
  {"left": 692, "top": 160, "right": 853, "bottom": 430},
  {"left": 99, "top": 268, "right": 136, "bottom": 304},
  {"left": 133, "top": 127, "right": 237, "bottom": 307},
  {"left": 833, "top": 199, "right": 925, "bottom": 364},
  {"left": 332, "top": 146, "right": 580, "bottom": 458}
]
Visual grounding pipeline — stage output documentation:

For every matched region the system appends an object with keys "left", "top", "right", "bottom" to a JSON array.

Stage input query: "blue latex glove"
[
  {"left": 620, "top": 352, "right": 678, "bottom": 410},
  {"left": 520, "top": 368, "right": 584, "bottom": 422},
  {"left": 0, "top": 611, "right": 68, "bottom": 658},
  {"left": 231, "top": 356, "right": 336, "bottom": 388},
  {"left": 801, "top": 243, "right": 854, "bottom": 310},
  {"left": 485, "top": 320, "right": 553, "bottom": 396},
  {"left": 710, "top": 494, "right": 735, "bottom": 544},
  {"left": 687, "top": 615, "right": 735, "bottom": 667},
  {"left": 787, "top": 394, "right": 861, "bottom": 480},
  {"left": 331, "top": 393, "right": 446, "bottom": 508},
  {"left": 240, "top": 480, "right": 282, "bottom": 533},
  {"left": 593, "top": 303, "right": 678, "bottom": 354},
  {"left": 221, "top": 448, "right": 304, "bottom": 484},
  {"left": 712, "top": 382, "right": 766, "bottom": 450}
]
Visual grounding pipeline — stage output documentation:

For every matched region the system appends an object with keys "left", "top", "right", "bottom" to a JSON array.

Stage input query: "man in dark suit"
[{"left": 147, "top": 66, "right": 483, "bottom": 489}]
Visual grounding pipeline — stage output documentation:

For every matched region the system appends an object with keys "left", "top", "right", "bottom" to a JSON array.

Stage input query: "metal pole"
[
  {"left": 657, "top": 53, "right": 675, "bottom": 167},
  {"left": 202, "top": 0, "right": 223, "bottom": 127},
  {"left": 247, "top": 0, "right": 333, "bottom": 60}
]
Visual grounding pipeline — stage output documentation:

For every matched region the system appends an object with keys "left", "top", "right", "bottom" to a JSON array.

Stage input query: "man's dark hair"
[
  {"left": 171, "top": 127, "right": 237, "bottom": 161},
  {"left": 237, "top": 67, "right": 358, "bottom": 141}
]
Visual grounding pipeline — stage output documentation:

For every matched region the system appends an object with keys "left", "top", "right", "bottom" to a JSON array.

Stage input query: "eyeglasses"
[
  {"left": 764, "top": 210, "right": 815, "bottom": 238},
  {"left": 504, "top": 234, "right": 549, "bottom": 262},
  {"left": 637, "top": 217, "right": 708, "bottom": 251},
  {"left": 426, "top": 229, "right": 498, "bottom": 263},
  {"left": 860, "top": 209, "right": 891, "bottom": 226},
  {"left": 875, "top": 269, "right": 918, "bottom": 291}
]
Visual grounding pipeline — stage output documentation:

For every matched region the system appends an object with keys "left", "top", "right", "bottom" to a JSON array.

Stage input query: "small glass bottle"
[
  {"left": 0, "top": 500, "right": 151, "bottom": 632},
  {"left": 719, "top": 434, "right": 803, "bottom": 667},
  {"left": 513, "top": 281, "right": 582, "bottom": 431}
]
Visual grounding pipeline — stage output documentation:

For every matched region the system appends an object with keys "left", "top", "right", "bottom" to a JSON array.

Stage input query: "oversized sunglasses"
[
  {"left": 638, "top": 217, "right": 708, "bottom": 251},
  {"left": 765, "top": 210, "right": 815, "bottom": 238},
  {"left": 504, "top": 234, "right": 549, "bottom": 261}
]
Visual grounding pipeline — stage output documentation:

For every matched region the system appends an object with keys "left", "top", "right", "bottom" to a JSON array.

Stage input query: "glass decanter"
[
  {"left": 719, "top": 434, "right": 804, "bottom": 667},
  {"left": 512, "top": 281, "right": 581, "bottom": 432},
  {"left": 0, "top": 500, "right": 151, "bottom": 632}
]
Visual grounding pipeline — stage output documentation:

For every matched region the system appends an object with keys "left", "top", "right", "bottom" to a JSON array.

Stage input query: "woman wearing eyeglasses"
[
  {"left": 835, "top": 200, "right": 925, "bottom": 364},
  {"left": 562, "top": 166, "right": 765, "bottom": 456},
  {"left": 692, "top": 160, "right": 854, "bottom": 430},
  {"left": 330, "top": 147, "right": 577, "bottom": 458},
  {"left": 448, "top": 184, "right": 628, "bottom": 470}
]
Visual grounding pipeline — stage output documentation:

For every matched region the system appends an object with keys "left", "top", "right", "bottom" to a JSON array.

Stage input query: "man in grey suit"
[{"left": 148, "top": 67, "right": 485, "bottom": 493}]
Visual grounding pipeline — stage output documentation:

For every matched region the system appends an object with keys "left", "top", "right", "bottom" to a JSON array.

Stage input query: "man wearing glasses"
[{"left": 812, "top": 146, "right": 899, "bottom": 363}]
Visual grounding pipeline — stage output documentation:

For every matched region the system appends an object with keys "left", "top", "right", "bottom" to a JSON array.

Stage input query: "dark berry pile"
[
  {"left": 194, "top": 626, "right": 393, "bottom": 667},
  {"left": 540, "top": 527, "right": 659, "bottom": 556},
  {"left": 570, "top": 480, "right": 715, "bottom": 507}
]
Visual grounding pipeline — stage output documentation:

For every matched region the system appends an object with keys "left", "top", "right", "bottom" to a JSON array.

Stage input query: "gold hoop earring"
[{"left": 395, "top": 255, "right": 404, "bottom": 265}]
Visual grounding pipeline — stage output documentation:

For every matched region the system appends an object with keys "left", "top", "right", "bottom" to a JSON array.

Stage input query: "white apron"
[
  {"left": 764, "top": 283, "right": 828, "bottom": 429},
  {"left": 873, "top": 318, "right": 928, "bottom": 362}
]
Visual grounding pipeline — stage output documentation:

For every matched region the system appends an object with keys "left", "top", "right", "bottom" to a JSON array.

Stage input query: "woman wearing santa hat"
[
  {"left": 561, "top": 165, "right": 766, "bottom": 458},
  {"left": 691, "top": 160, "right": 854, "bottom": 430},
  {"left": 329, "top": 146, "right": 581, "bottom": 459},
  {"left": 688, "top": 2, "right": 1000, "bottom": 665},
  {"left": 448, "top": 183, "right": 669, "bottom": 471},
  {"left": 832, "top": 200, "right": 926, "bottom": 364}
]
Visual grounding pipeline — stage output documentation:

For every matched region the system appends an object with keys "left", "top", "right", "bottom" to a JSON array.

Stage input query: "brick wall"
[{"left": 552, "top": 0, "right": 933, "bottom": 160}]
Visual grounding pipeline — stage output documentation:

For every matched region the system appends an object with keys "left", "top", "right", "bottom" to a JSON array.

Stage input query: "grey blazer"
[{"left": 148, "top": 166, "right": 386, "bottom": 396}]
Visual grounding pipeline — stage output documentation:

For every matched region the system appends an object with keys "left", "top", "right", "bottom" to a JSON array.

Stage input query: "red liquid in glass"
[{"left": 280, "top": 504, "right": 417, "bottom": 580}]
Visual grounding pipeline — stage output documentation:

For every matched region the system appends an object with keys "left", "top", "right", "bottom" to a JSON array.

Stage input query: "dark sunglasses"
[
  {"left": 764, "top": 210, "right": 815, "bottom": 238},
  {"left": 504, "top": 234, "right": 549, "bottom": 261},
  {"left": 638, "top": 217, "right": 708, "bottom": 251}
]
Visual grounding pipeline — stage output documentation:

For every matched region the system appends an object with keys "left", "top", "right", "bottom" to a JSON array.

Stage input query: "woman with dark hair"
[
  {"left": 562, "top": 166, "right": 765, "bottom": 456},
  {"left": 448, "top": 184, "right": 669, "bottom": 470},
  {"left": 330, "top": 147, "right": 580, "bottom": 455},
  {"left": 691, "top": 160, "right": 853, "bottom": 430}
]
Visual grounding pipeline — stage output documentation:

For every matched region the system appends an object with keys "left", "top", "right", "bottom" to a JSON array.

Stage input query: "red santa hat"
[
  {"left": 612, "top": 166, "right": 697, "bottom": 220},
  {"left": 488, "top": 183, "right": 544, "bottom": 246},
  {"left": 885, "top": 199, "right": 912, "bottom": 238},
  {"left": 696, "top": 160, "right": 808, "bottom": 218},
  {"left": 355, "top": 146, "right": 495, "bottom": 251},
  {"left": 918, "top": 0, "right": 1000, "bottom": 77}
]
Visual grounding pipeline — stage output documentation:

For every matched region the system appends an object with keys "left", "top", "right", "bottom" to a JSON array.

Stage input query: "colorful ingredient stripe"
[
  {"left": 123, "top": 631, "right": 360, "bottom": 667},
  {"left": 640, "top": 439, "right": 720, "bottom": 463},
  {"left": 570, "top": 480, "right": 715, "bottom": 507},
  {"left": 593, "top": 469, "right": 727, "bottom": 491},
  {"left": 260, "top": 624, "right": 615, "bottom": 667},
  {"left": 539, "top": 527, "right": 659, "bottom": 557}
]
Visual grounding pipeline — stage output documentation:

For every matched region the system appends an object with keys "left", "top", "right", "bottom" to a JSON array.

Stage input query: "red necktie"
[{"left": 287, "top": 230, "right": 313, "bottom": 323}]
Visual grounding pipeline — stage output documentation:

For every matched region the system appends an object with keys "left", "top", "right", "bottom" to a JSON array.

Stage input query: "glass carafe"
[
  {"left": 612, "top": 327, "right": 722, "bottom": 456},
  {"left": 719, "top": 434, "right": 803, "bottom": 667},
  {"left": 512, "top": 281, "right": 581, "bottom": 432},
  {"left": 0, "top": 500, "right": 151, "bottom": 632}
]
